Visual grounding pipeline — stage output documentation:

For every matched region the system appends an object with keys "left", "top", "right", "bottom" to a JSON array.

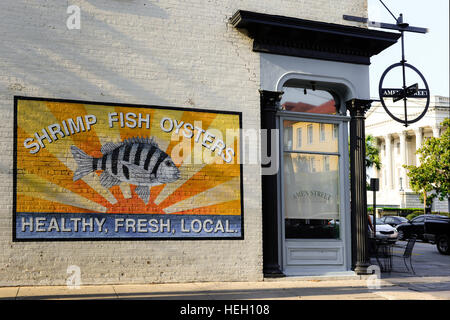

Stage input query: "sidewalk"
[{"left": 0, "top": 276, "right": 446, "bottom": 300}]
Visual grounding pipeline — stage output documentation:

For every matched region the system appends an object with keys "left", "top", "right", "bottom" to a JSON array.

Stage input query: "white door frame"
[{"left": 276, "top": 110, "right": 352, "bottom": 276}]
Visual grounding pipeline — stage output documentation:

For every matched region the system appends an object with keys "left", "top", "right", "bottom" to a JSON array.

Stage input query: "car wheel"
[
  {"left": 398, "top": 230, "right": 405, "bottom": 240},
  {"left": 436, "top": 235, "right": 450, "bottom": 255}
]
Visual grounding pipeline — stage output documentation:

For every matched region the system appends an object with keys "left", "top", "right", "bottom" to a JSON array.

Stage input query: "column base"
[
  {"left": 263, "top": 264, "right": 285, "bottom": 278},
  {"left": 354, "top": 262, "right": 372, "bottom": 275}
]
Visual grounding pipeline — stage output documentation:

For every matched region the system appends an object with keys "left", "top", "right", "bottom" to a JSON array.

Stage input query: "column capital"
[
  {"left": 259, "top": 90, "right": 284, "bottom": 112},
  {"left": 413, "top": 127, "right": 423, "bottom": 135},
  {"left": 432, "top": 125, "right": 441, "bottom": 137},
  {"left": 345, "top": 99, "right": 374, "bottom": 117}
]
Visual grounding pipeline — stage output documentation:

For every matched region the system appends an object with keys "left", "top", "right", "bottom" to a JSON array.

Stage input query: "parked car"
[
  {"left": 396, "top": 214, "right": 449, "bottom": 241},
  {"left": 369, "top": 215, "right": 398, "bottom": 244},
  {"left": 423, "top": 216, "right": 450, "bottom": 255},
  {"left": 377, "top": 216, "right": 408, "bottom": 227}
]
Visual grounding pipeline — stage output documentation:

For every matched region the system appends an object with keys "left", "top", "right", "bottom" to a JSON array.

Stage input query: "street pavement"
[
  {"left": 0, "top": 278, "right": 440, "bottom": 300},
  {"left": 381, "top": 240, "right": 450, "bottom": 300},
  {"left": 0, "top": 240, "right": 449, "bottom": 300}
]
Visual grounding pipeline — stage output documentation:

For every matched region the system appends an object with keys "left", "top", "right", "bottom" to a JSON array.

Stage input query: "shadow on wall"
[
  {"left": 85, "top": 0, "right": 169, "bottom": 18},
  {"left": 2, "top": 0, "right": 245, "bottom": 108},
  {"left": 2, "top": 1, "right": 166, "bottom": 104}
]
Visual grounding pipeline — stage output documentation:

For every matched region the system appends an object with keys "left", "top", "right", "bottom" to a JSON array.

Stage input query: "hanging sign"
[
  {"left": 344, "top": 12, "right": 430, "bottom": 127},
  {"left": 378, "top": 62, "right": 430, "bottom": 127}
]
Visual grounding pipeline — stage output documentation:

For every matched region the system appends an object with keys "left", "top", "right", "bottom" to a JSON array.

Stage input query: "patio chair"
[
  {"left": 368, "top": 238, "right": 393, "bottom": 272},
  {"left": 392, "top": 235, "right": 417, "bottom": 274}
]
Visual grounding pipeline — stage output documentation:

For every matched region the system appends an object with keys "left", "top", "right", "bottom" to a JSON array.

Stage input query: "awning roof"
[{"left": 230, "top": 10, "right": 401, "bottom": 65}]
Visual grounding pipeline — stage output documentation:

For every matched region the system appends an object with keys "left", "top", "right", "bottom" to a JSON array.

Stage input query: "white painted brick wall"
[{"left": 0, "top": 0, "right": 367, "bottom": 286}]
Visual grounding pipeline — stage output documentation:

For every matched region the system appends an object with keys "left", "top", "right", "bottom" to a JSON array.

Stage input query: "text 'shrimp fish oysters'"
[{"left": 71, "top": 137, "right": 181, "bottom": 204}]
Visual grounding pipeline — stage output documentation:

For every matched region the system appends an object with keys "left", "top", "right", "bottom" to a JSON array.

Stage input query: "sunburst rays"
[
  {"left": 154, "top": 113, "right": 240, "bottom": 207},
  {"left": 17, "top": 172, "right": 108, "bottom": 213},
  {"left": 16, "top": 99, "right": 242, "bottom": 216},
  {"left": 163, "top": 177, "right": 241, "bottom": 214}
]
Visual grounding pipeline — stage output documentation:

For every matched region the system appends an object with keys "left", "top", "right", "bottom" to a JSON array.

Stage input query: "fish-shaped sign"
[{"left": 71, "top": 137, "right": 181, "bottom": 204}]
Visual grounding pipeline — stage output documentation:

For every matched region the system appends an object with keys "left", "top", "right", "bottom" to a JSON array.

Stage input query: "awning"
[{"left": 230, "top": 10, "right": 401, "bottom": 65}]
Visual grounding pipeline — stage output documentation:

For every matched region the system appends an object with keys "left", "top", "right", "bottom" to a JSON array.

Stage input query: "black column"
[
  {"left": 346, "top": 99, "right": 372, "bottom": 275},
  {"left": 260, "top": 90, "right": 285, "bottom": 277}
]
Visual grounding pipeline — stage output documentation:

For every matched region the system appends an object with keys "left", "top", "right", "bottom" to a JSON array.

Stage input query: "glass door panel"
[{"left": 283, "top": 120, "right": 341, "bottom": 240}]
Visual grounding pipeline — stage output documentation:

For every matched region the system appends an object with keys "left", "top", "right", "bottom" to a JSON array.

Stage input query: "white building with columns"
[{"left": 365, "top": 96, "right": 449, "bottom": 212}]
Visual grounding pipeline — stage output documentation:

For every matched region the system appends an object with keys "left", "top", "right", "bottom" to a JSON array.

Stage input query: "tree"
[
  {"left": 365, "top": 134, "right": 381, "bottom": 171},
  {"left": 404, "top": 118, "right": 450, "bottom": 211},
  {"left": 348, "top": 134, "right": 381, "bottom": 188},
  {"left": 403, "top": 162, "right": 436, "bottom": 208},
  {"left": 348, "top": 134, "right": 381, "bottom": 170}
]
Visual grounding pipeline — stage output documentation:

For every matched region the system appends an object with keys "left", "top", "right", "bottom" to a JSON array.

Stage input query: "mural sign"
[{"left": 13, "top": 97, "right": 243, "bottom": 240}]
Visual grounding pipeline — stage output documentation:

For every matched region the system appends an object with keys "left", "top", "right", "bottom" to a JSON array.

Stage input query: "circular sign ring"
[{"left": 378, "top": 62, "right": 430, "bottom": 125}]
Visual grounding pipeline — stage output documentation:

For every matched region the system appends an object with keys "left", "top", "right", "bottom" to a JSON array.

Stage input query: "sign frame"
[
  {"left": 378, "top": 62, "right": 430, "bottom": 126},
  {"left": 13, "top": 96, "right": 245, "bottom": 242}
]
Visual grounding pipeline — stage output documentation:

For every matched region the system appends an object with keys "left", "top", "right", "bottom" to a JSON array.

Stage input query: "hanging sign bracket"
[{"left": 343, "top": 3, "right": 430, "bottom": 127}]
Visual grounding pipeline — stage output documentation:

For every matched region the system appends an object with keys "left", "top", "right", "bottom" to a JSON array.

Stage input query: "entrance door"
[{"left": 278, "top": 86, "right": 351, "bottom": 276}]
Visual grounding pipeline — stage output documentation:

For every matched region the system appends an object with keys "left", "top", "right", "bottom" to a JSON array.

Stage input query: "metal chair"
[
  {"left": 392, "top": 235, "right": 417, "bottom": 274},
  {"left": 369, "top": 238, "right": 393, "bottom": 272}
]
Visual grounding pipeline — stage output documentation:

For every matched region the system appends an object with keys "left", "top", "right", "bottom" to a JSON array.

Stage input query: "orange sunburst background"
[{"left": 16, "top": 99, "right": 242, "bottom": 217}]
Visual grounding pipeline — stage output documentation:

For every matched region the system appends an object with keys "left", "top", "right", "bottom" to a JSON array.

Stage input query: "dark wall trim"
[
  {"left": 260, "top": 90, "right": 285, "bottom": 277},
  {"left": 346, "top": 99, "right": 373, "bottom": 274},
  {"left": 231, "top": 10, "right": 401, "bottom": 65}
]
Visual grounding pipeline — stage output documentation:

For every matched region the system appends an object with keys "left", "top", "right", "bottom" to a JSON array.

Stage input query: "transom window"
[{"left": 281, "top": 84, "right": 339, "bottom": 115}]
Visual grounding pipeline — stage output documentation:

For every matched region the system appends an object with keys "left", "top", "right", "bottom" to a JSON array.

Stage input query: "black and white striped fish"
[{"left": 70, "top": 137, "right": 180, "bottom": 204}]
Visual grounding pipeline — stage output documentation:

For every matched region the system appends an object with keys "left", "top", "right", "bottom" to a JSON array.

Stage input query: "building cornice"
[
  {"left": 366, "top": 102, "right": 448, "bottom": 132},
  {"left": 230, "top": 10, "right": 400, "bottom": 65}
]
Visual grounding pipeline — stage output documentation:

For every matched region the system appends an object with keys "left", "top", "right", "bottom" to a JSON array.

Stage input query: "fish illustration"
[{"left": 71, "top": 137, "right": 180, "bottom": 204}]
